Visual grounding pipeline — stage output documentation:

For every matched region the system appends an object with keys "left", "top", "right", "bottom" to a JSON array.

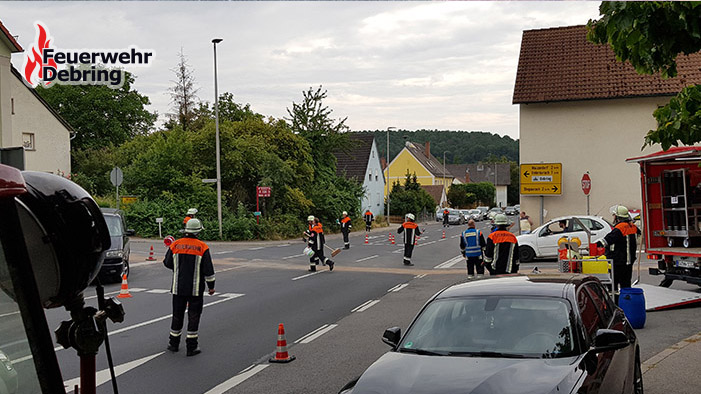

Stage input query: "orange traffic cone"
[
  {"left": 390, "top": 233, "right": 395, "bottom": 245},
  {"left": 269, "top": 323, "right": 295, "bottom": 363},
  {"left": 442, "top": 230, "right": 446, "bottom": 239},
  {"left": 146, "top": 245, "right": 156, "bottom": 261},
  {"left": 365, "top": 233, "right": 369, "bottom": 244},
  {"left": 117, "top": 274, "right": 132, "bottom": 298}
]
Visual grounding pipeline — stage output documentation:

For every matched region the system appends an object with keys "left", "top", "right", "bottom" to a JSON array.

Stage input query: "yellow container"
[{"left": 582, "top": 256, "right": 610, "bottom": 274}]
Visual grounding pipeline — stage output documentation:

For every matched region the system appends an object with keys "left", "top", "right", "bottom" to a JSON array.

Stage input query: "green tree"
[
  {"left": 191, "top": 92, "right": 263, "bottom": 130},
  {"left": 463, "top": 182, "right": 495, "bottom": 207},
  {"left": 36, "top": 70, "right": 157, "bottom": 152},
  {"left": 447, "top": 184, "right": 477, "bottom": 208},
  {"left": 587, "top": 2, "right": 701, "bottom": 149},
  {"left": 387, "top": 173, "right": 436, "bottom": 216}
]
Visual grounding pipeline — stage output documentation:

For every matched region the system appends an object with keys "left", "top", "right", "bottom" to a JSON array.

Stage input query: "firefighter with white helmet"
[
  {"left": 397, "top": 213, "right": 422, "bottom": 266},
  {"left": 164, "top": 218, "right": 215, "bottom": 356},
  {"left": 484, "top": 214, "right": 519, "bottom": 274},
  {"left": 340, "top": 211, "right": 352, "bottom": 249},
  {"left": 598, "top": 205, "right": 640, "bottom": 290},
  {"left": 183, "top": 208, "right": 198, "bottom": 225},
  {"left": 303, "top": 215, "right": 334, "bottom": 272}
]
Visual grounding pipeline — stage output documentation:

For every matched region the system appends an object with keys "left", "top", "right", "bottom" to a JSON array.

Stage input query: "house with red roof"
[{"left": 513, "top": 25, "right": 701, "bottom": 225}]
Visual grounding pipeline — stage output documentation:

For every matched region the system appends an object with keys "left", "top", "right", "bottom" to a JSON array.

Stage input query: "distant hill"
[{"left": 353, "top": 130, "right": 519, "bottom": 165}]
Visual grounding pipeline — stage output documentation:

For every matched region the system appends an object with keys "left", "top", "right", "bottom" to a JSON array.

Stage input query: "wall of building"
[
  {"left": 384, "top": 148, "right": 433, "bottom": 194},
  {"left": 362, "top": 139, "right": 386, "bottom": 216},
  {"left": 11, "top": 75, "right": 71, "bottom": 174},
  {"left": 519, "top": 96, "right": 668, "bottom": 226},
  {"left": 0, "top": 42, "right": 12, "bottom": 147},
  {"left": 496, "top": 185, "right": 507, "bottom": 208}
]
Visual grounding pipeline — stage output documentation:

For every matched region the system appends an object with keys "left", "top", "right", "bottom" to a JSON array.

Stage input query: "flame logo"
[{"left": 22, "top": 22, "right": 57, "bottom": 87}]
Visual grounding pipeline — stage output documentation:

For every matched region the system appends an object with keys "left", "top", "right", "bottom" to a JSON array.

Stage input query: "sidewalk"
[{"left": 643, "top": 331, "right": 701, "bottom": 394}]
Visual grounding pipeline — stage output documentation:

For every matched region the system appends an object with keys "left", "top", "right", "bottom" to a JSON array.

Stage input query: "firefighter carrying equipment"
[
  {"left": 184, "top": 218, "right": 203, "bottom": 234},
  {"left": 306, "top": 222, "right": 334, "bottom": 271},
  {"left": 484, "top": 230, "right": 519, "bottom": 274}
]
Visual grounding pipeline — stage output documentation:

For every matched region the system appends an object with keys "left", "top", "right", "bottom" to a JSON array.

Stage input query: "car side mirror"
[
  {"left": 382, "top": 327, "right": 401, "bottom": 348},
  {"left": 592, "top": 329, "right": 630, "bottom": 353},
  {"left": 126, "top": 229, "right": 135, "bottom": 236}
]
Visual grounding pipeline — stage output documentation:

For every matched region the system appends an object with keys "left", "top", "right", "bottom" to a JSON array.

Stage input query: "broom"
[{"left": 324, "top": 244, "right": 342, "bottom": 257}]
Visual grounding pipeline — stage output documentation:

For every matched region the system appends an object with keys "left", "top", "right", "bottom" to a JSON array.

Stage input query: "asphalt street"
[{"left": 4, "top": 218, "right": 699, "bottom": 394}]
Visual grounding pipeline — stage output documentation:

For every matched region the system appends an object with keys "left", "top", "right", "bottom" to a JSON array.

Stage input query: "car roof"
[
  {"left": 434, "top": 274, "right": 597, "bottom": 299},
  {"left": 100, "top": 208, "right": 124, "bottom": 217}
]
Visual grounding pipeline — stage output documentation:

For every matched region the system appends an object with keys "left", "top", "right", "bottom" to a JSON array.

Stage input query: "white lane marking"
[
  {"left": 438, "top": 238, "right": 446, "bottom": 242},
  {"left": 282, "top": 254, "right": 305, "bottom": 260},
  {"left": 434, "top": 255, "right": 464, "bottom": 269},
  {"left": 247, "top": 247, "right": 264, "bottom": 250},
  {"left": 277, "top": 244, "right": 292, "bottom": 247},
  {"left": 214, "top": 251, "right": 232, "bottom": 255},
  {"left": 392, "top": 249, "right": 403, "bottom": 254},
  {"left": 204, "top": 364, "right": 270, "bottom": 394},
  {"left": 296, "top": 324, "right": 338, "bottom": 344},
  {"left": 414, "top": 274, "right": 427, "bottom": 279},
  {"left": 292, "top": 270, "right": 327, "bottom": 281},
  {"left": 146, "top": 289, "right": 170, "bottom": 294},
  {"left": 351, "top": 300, "right": 380, "bottom": 313},
  {"left": 356, "top": 255, "right": 379, "bottom": 262},
  {"left": 130, "top": 261, "right": 161, "bottom": 268},
  {"left": 451, "top": 235, "right": 460, "bottom": 238},
  {"left": 218, "top": 266, "right": 241, "bottom": 273},
  {"left": 217, "top": 293, "right": 245, "bottom": 298},
  {"left": 418, "top": 240, "right": 436, "bottom": 247},
  {"left": 387, "top": 283, "right": 409, "bottom": 293},
  {"left": 0, "top": 311, "right": 20, "bottom": 318},
  {"left": 64, "top": 352, "right": 164, "bottom": 392}
]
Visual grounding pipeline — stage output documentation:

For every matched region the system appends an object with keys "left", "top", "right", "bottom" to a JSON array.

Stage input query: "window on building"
[
  {"left": 369, "top": 173, "right": 372, "bottom": 181},
  {"left": 11, "top": 98, "right": 14, "bottom": 115},
  {"left": 22, "top": 133, "right": 35, "bottom": 151},
  {"left": 375, "top": 169, "right": 378, "bottom": 181}
]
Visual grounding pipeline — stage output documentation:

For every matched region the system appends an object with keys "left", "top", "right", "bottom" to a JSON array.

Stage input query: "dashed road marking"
[
  {"left": 204, "top": 364, "right": 270, "bottom": 394},
  {"left": 356, "top": 255, "right": 379, "bottom": 262},
  {"left": 282, "top": 253, "right": 305, "bottom": 260},
  {"left": 247, "top": 246, "right": 265, "bottom": 250},
  {"left": 64, "top": 352, "right": 164, "bottom": 393},
  {"left": 434, "top": 255, "right": 464, "bottom": 269},
  {"left": 414, "top": 274, "right": 427, "bottom": 279},
  {"left": 387, "top": 283, "right": 409, "bottom": 293},
  {"left": 214, "top": 251, "right": 232, "bottom": 255},
  {"left": 146, "top": 289, "right": 170, "bottom": 294},
  {"left": 351, "top": 299, "right": 380, "bottom": 313},
  {"left": 295, "top": 324, "right": 338, "bottom": 344},
  {"left": 292, "top": 271, "right": 327, "bottom": 281},
  {"left": 277, "top": 244, "right": 292, "bottom": 247}
]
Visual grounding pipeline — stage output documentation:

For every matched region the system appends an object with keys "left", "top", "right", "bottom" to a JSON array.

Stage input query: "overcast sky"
[{"left": 2, "top": 1, "right": 602, "bottom": 139}]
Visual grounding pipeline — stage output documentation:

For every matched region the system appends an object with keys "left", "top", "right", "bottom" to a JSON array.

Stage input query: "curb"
[{"left": 642, "top": 331, "right": 701, "bottom": 374}]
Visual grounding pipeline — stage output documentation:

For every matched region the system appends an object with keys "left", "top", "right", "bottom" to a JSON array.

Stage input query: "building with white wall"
[
  {"left": 0, "top": 20, "right": 72, "bottom": 174},
  {"left": 513, "top": 25, "right": 701, "bottom": 226},
  {"left": 335, "top": 133, "right": 386, "bottom": 216}
]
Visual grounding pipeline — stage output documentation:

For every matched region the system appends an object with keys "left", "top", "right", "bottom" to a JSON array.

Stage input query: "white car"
[{"left": 516, "top": 215, "right": 613, "bottom": 262}]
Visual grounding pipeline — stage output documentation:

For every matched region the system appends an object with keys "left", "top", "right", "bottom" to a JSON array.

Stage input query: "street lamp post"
[
  {"left": 443, "top": 151, "right": 449, "bottom": 205},
  {"left": 386, "top": 127, "right": 396, "bottom": 224},
  {"left": 212, "top": 38, "right": 223, "bottom": 239}
]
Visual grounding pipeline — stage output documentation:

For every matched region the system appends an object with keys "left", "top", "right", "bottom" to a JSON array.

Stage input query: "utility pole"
[{"left": 212, "top": 38, "right": 223, "bottom": 239}]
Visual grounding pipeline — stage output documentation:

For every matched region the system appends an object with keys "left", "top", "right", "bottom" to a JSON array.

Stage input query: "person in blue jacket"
[{"left": 460, "top": 219, "right": 487, "bottom": 277}]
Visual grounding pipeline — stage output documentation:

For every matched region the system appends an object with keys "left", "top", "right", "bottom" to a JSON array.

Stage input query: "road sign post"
[
  {"left": 110, "top": 167, "right": 123, "bottom": 210},
  {"left": 581, "top": 173, "right": 591, "bottom": 215},
  {"left": 256, "top": 187, "right": 271, "bottom": 224},
  {"left": 156, "top": 217, "right": 163, "bottom": 238}
]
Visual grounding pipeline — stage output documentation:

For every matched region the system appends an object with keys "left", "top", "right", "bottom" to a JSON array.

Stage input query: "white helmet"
[
  {"left": 184, "top": 218, "right": 203, "bottom": 234},
  {"left": 494, "top": 214, "right": 509, "bottom": 225},
  {"left": 187, "top": 208, "right": 198, "bottom": 215},
  {"left": 405, "top": 213, "right": 415, "bottom": 221},
  {"left": 307, "top": 215, "right": 315, "bottom": 221},
  {"left": 342, "top": 211, "right": 348, "bottom": 216},
  {"left": 610, "top": 205, "right": 629, "bottom": 219}
]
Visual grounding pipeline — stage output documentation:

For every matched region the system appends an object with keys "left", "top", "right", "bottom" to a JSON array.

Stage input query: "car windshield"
[
  {"left": 399, "top": 296, "right": 576, "bottom": 359},
  {"left": 104, "top": 215, "right": 123, "bottom": 237}
]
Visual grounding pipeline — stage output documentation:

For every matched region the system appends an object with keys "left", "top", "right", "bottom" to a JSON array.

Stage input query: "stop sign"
[{"left": 581, "top": 173, "right": 591, "bottom": 195}]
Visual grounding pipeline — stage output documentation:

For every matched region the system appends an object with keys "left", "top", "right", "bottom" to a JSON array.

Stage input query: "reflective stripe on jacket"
[
  {"left": 460, "top": 228, "right": 484, "bottom": 258},
  {"left": 164, "top": 236, "right": 215, "bottom": 296},
  {"left": 484, "top": 230, "right": 519, "bottom": 274},
  {"left": 341, "top": 216, "right": 351, "bottom": 232},
  {"left": 397, "top": 221, "right": 421, "bottom": 245}
]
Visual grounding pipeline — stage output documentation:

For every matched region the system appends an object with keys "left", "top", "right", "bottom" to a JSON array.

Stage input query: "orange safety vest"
[{"left": 341, "top": 217, "right": 351, "bottom": 224}]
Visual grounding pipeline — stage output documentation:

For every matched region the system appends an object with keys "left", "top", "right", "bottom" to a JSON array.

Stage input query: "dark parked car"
[
  {"left": 505, "top": 205, "right": 519, "bottom": 215},
  {"left": 99, "top": 208, "right": 134, "bottom": 282},
  {"left": 340, "top": 275, "right": 641, "bottom": 394}
]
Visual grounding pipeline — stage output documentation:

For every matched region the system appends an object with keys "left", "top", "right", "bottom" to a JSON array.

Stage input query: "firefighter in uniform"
[
  {"left": 598, "top": 205, "right": 640, "bottom": 290},
  {"left": 460, "top": 219, "right": 486, "bottom": 277},
  {"left": 183, "top": 208, "right": 197, "bottom": 225},
  {"left": 397, "top": 213, "right": 422, "bottom": 266},
  {"left": 304, "top": 216, "right": 334, "bottom": 272},
  {"left": 164, "top": 218, "right": 215, "bottom": 356},
  {"left": 484, "top": 214, "right": 519, "bottom": 275},
  {"left": 364, "top": 209, "right": 374, "bottom": 232},
  {"left": 442, "top": 207, "right": 450, "bottom": 228},
  {"left": 340, "top": 211, "right": 352, "bottom": 249}
]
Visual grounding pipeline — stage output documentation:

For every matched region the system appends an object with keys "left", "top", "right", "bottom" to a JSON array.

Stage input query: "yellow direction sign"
[{"left": 520, "top": 163, "right": 562, "bottom": 195}]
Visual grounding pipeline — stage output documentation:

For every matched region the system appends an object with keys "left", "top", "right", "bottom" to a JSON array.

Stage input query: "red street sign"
[
  {"left": 581, "top": 174, "right": 591, "bottom": 195},
  {"left": 257, "top": 186, "right": 271, "bottom": 197}
]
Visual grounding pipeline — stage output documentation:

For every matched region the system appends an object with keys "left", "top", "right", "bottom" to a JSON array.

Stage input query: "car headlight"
[
  {"left": 105, "top": 250, "right": 123, "bottom": 259},
  {"left": 0, "top": 352, "right": 14, "bottom": 372}
]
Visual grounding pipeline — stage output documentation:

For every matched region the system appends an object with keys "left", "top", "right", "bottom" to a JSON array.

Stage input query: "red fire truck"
[{"left": 627, "top": 147, "right": 701, "bottom": 287}]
